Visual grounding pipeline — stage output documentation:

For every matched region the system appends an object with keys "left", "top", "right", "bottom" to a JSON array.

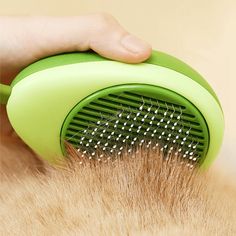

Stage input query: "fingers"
[
  {"left": 27, "top": 14, "right": 152, "bottom": 63},
  {"left": 1, "top": 14, "right": 151, "bottom": 71},
  {"left": 87, "top": 13, "right": 152, "bottom": 63},
  {"left": 34, "top": 13, "right": 152, "bottom": 63}
]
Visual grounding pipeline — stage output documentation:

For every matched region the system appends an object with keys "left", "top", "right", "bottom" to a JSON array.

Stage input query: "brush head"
[
  {"left": 6, "top": 51, "right": 224, "bottom": 168},
  {"left": 61, "top": 84, "right": 209, "bottom": 166}
]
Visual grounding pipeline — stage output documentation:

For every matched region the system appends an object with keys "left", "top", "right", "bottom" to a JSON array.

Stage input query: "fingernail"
[{"left": 121, "top": 34, "right": 148, "bottom": 54}]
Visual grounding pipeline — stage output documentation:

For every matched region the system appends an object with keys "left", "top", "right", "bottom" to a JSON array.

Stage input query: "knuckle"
[{"left": 93, "top": 12, "right": 115, "bottom": 28}]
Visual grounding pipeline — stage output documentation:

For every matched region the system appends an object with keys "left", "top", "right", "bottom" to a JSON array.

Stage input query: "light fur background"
[
  {"left": 0, "top": 141, "right": 236, "bottom": 235},
  {"left": 0, "top": 0, "right": 236, "bottom": 235}
]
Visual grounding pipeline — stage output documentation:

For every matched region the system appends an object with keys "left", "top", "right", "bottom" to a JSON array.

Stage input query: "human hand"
[
  {"left": 0, "top": 14, "right": 151, "bottom": 84},
  {"left": 0, "top": 13, "right": 151, "bottom": 138}
]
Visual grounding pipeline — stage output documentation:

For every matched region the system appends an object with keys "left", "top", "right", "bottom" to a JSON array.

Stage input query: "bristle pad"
[{"left": 62, "top": 85, "right": 209, "bottom": 165}]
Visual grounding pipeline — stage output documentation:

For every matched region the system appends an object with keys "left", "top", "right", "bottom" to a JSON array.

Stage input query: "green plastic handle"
[{"left": 0, "top": 84, "right": 12, "bottom": 104}]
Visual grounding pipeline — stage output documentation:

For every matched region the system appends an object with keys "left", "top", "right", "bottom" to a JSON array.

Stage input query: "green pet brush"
[{"left": 0, "top": 51, "right": 224, "bottom": 168}]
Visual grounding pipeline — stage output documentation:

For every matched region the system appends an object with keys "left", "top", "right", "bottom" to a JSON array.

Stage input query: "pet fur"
[{"left": 0, "top": 139, "right": 236, "bottom": 235}]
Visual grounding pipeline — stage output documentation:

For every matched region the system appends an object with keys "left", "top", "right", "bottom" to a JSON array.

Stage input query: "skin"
[{"left": 0, "top": 13, "right": 151, "bottom": 144}]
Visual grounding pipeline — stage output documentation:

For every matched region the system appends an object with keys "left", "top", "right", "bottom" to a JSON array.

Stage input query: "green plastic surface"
[
  {"left": 6, "top": 60, "right": 224, "bottom": 169},
  {"left": 11, "top": 50, "right": 221, "bottom": 108},
  {"left": 0, "top": 84, "right": 12, "bottom": 104}
]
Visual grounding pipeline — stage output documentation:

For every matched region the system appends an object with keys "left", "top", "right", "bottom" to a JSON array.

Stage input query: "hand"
[
  {"left": 0, "top": 13, "right": 151, "bottom": 84},
  {"left": 0, "top": 14, "right": 151, "bottom": 164}
]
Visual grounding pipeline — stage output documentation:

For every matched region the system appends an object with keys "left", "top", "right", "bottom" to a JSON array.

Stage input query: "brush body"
[{"left": 5, "top": 51, "right": 224, "bottom": 168}]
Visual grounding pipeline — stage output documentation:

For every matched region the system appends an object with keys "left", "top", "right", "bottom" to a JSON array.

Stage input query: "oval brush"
[{"left": 0, "top": 50, "right": 224, "bottom": 168}]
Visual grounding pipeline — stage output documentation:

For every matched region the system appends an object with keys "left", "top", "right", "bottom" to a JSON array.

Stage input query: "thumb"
[{"left": 88, "top": 13, "right": 152, "bottom": 63}]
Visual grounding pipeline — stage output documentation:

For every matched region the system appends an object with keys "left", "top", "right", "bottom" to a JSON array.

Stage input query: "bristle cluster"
[
  {"left": 66, "top": 142, "right": 197, "bottom": 170},
  {"left": 64, "top": 92, "right": 207, "bottom": 166}
]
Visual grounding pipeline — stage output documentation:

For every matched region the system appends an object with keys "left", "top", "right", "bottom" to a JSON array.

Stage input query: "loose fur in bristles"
[{"left": 0, "top": 143, "right": 236, "bottom": 235}]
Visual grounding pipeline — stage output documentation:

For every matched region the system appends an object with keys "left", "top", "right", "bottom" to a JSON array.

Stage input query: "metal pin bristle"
[{"left": 66, "top": 93, "right": 203, "bottom": 167}]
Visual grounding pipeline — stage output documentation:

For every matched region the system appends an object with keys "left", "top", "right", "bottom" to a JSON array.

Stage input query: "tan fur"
[{"left": 0, "top": 140, "right": 236, "bottom": 235}]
